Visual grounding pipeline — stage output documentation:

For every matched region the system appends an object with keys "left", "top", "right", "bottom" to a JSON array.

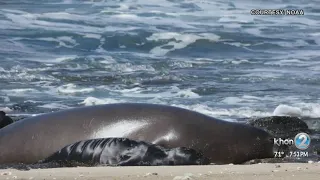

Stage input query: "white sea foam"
[
  {"left": 38, "top": 103, "right": 71, "bottom": 109},
  {"left": 221, "top": 97, "right": 249, "bottom": 105},
  {"left": 264, "top": 59, "right": 310, "bottom": 67},
  {"left": 309, "top": 66, "right": 320, "bottom": 71},
  {"left": 0, "top": 65, "right": 57, "bottom": 81},
  {"left": 273, "top": 103, "right": 320, "bottom": 118},
  {"left": 172, "top": 101, "right": 320, "bottom": 121},
  {"left": 0, "top": 65, "right": 47, "bottom": 73},
  {"left": 147, "top": 32, "right": 220, "bottom": 56},
  {"left": 3, "top": 11, "right": 104, "bottom": 33},
  {"left": 113, "top": 86, "right": 200, "bottom": 99},
  {"left": 173, "top": 98, "right": 320, "bottom": 120},
  {"left": 83, "top": 34, "right": 102, "bottom": 39},
  {"left": 0, "top": 96, "right": 10, "bottom": 103},
  {"left": 118, "top": 4, "right": 130, "bottom": 10},
  {"left": 171, "top": 104, "right": 272, "bottom": 121},
  {"left": 111, "top": 13, "right": 139, "bottom": 20},
  {"left": 40, "top": 12, "right": 86, "bottom": 21},
  {"left": 99, "top": 56, "right": 117, "bottom": 64},
  {"left": 104, "top": 63, "right": 156, "bottom": 73},
  {"left": 36, "top": 36, "right": 78, "bottom": 48},
  {"left": 80, "top": 97, "right": 126, "bottom": 106},
  {"left": 222, "top": 95, "right": 284, "bottom": 106},
  {"left": 1, "top": 88, "right": 41, "bottom": 97},
  {"left": 224, "top": 42, "right": 252, "bottom": 48},
  {"left": 25, "top": 55, "right": 78, "bottom": 63},
  {"left": 57, "top": 84, "right": 95, "bottom": 94},
  {"left": 0, "top": 107, "right": 12, "bottom": 113}
]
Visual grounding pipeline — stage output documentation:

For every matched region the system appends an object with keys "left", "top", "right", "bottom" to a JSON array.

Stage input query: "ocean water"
[{"left": 0, "top": 0, "right": 320, "bottom": 124}]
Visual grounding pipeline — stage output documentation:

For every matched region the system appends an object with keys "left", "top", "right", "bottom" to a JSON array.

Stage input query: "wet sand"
[{"left": 0, "top": 163, "right": 319, "bottom": 180}]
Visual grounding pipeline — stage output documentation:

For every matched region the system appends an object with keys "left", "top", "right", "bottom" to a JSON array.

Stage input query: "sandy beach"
[{"left": 0, "top": 163, "right": 319, "bottom": 180}]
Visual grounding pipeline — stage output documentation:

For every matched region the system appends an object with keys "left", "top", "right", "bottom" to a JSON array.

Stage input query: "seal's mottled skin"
[{"left": 0, "top": 103, "right": 274, "bottom": 164}]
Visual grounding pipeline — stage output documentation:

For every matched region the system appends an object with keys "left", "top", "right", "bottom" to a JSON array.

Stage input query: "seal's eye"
[
  {"left": 120, "top": 155, "right": 130, "bottom": 160},
  {"left": 0, "top": 111, "right": 5, "bottom": 117}
]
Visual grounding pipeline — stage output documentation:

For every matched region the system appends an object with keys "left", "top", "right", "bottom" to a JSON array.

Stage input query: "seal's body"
[
  {"left": 0, "top": 103, "right": 274, "bottom": 164},
  {"left": 42, "top": 138, "right": 209, "bottom": 166}
]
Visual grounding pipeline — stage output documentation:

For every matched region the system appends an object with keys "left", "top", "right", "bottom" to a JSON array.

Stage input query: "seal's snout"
[{"left": 0, "top": 111, "right": 14, "bottom": 129}]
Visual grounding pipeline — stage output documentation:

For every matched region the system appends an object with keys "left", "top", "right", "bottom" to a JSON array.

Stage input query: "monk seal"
[
  {"left": 0, "top": 103, "right": 276, "bottom": 165},
  {"left": 41, "top": 137, "right": 209, "bottom": 166}
]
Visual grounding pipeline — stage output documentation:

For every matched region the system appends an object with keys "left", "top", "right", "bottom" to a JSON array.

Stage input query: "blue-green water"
[{"left": 0, "top": 0, "right": 320, "bottom": 122}]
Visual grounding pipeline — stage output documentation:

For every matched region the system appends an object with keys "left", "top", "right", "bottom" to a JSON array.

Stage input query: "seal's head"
[{"left": 0, "top": 111, "right": 13, "bottom": 129}]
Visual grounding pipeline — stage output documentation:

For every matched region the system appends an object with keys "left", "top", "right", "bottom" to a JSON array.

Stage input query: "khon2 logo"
[
  {"left": 294, "top": 133, "right": 311, "bottom": 150},
  {"left": 273, "top": 132, "right": 311, "bottom": 150}
]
